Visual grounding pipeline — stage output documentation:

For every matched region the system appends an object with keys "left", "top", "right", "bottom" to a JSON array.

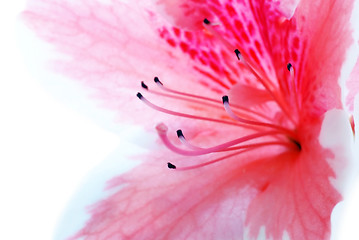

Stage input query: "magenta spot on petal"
[
  {"left": 184, "top": 31, "right": 193, "bottom": 41},
  {"left": 248, "top": 22, "right": 255, "bottom": 35},
  {"left": 254, "top": 40, "right": 263, "bottom": 55},
  {"left": 249, "top": 48, "right": 260, "bottom": 65},
  {"left": 188, "top": 49, "right": 197, "bottom": 59},
  {"left": 166, "top": 39, "right": 176, "bottom": 47},
  {"left": 209, "top": 61, "right": 220, "bottom": 73},
  {"left": 226, "top": 4, "right": 236, "bottom": 17},
  {"left": 234, "top": 19, "right": 243, "bottom": 31},
  {"left": 180, "top": 42, "right": 189, "bottom": 52},
  {"left": 241, "top": 31, "right": 250, "bottom": 43},
  {"left": 173, "top": 27, "right": 181, "bottom": 37}
]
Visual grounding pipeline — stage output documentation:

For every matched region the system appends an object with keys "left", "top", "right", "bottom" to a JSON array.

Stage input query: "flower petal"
[
  {"left": 346, "top": 56, "right": 359, "bottom": 112},
  {"left": 294, "top": 0, "right": 355, "bottom": 116},
  {"left": 228, "top": 83, "right": 272, "bottom": 107},
  {"left": 22, "top": 0, "right": 356, "bottom": 119},
  {"left": 22, "top": 1, "right": 357, "bottom": 240},
  {"left": 157, "top": 0, "right": 356, "bottom": 118},
  {"left": 319, "top": 109, "right": 356, "bottom": 195},
  {"left": 155, "top": 0, "right": 293, "bottom": 89},
  {"left": 67, "top": 113, "right": 349, "bottom": 240},
  {"left": 21, "top": 0, "right": 224, "bottom": 127},
  {"left": 243, "top": 112, "right": 353, "bottom": 240},
  {"left": 69, "top": 150, "right": 260, "bottom": 239}
]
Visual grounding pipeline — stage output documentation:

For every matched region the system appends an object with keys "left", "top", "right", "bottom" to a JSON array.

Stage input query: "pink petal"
[
  {"left": 69, "top": 153, "right": 257, "bottom": 239},
  {"left": 67, "top": 115, "right": 351, "bottom": 240},
  {"left": 245, "top": 114, "right": 347, "bottom": 239},
  {"left": 228, "top": 83, "right": 272, "bottom": 107},
  {"left": 22, "top": 0, "right": 356, "bottom": 118},
  {"left": 346, "top": 56, "right": 359, "bottom": 112},
  {"left": 157, "top": 0, "right": 355, "bottom": 117},
  {"left": 293, "top": 0, "right": 355, "bottom": 116},
  {"left": 21, "top": 0, "right": 224, "bottom": 128},
  {"left": 156, "top": 0, "right": 286, "bottom": 89}
]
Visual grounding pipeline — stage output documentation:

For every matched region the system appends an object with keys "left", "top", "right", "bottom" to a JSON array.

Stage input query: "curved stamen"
[
  {"left": 137, "top": 92, "right": 248, "bottom": 127},
  {"left": 168, "top": 140, "right": 289, "bottom": 170},
  {"left": 176, "top": 129, "right": 203, "bottom": 150},
  {"left": 222, "top": 95, "right": 297, "bottom": 138},
  {"left": 233, "top": 49, "right": 296, "bottom": 125},
  {"left": 142, "top": 81, "right": 227, "bottom": 112},
  {"left": 224, "top": 141, "right": 296, "bottom": 151},
  {"left": 177, "top": 129, "right": 294, "bottom": 152},
  {"left": 287, "top": 63, "right": 300, "bottom": 116},
  {"left": 150, "top": 77, "right": 272, "bottom": 121},
  {"left": 156, "top": 123, "right": 280, "bottom": 156},
  {"left": 168, "top": 149, "right": 246, "bottom": 170},
  {"left": 153, "top": 77, "right": 223, "bottom": 106},
  {"left": 202, "top": 18, "right": 295, "bottom": 125}
]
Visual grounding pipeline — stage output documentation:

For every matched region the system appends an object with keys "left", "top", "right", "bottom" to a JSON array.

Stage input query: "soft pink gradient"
[
  {"left": 22, "top": 0, "right": 357, "bottom": 239},
  {"left": 347, "top": 55, "right": 359, "bottom": 112}
]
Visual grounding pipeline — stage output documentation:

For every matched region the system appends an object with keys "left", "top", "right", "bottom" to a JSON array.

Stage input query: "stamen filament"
[
  {"left": 150, "top": 77, "right": 272, "bottom": 121},
  {"left": 233, "top": 50, "right": 296, "bottom": 125},
  {"left": 223, "top": 141, "right": 295, "bottom": 151},
  {"left": 222, "top": 95, "right": 297, "bottom": 138},
  {"left": 202, "top": 21, "right": 276, "bottom": 94},
  {"left": 142, "top": 84, "right": 224, "bottom": 112},
  {"left": 137, "top": 92, "right": 246, "bottom": 127},
  {"left": 168, "top": 149, "right": 247, "bottom": 170},
  {"left": 202, "top": 20, "right": 274, "bottom": 91},
  {"left": 176, "top": 129, "right": 203, "bottom": 150},
  {"left": 177, "top": 129, "right": 294, "bottom": 152},
  {"left": 168, "top": 140, "right": 292, "bottom": 170},
  {"left": 203, "top": 19, "right": 296, "bottom": 125},
  {"left": 287, "top": 64, "right": 300, "bottom": 116},
  {"left": 156, "top": 123, "right": 280, "bottom": 156},
  {"left": 154, "top": 76, "right": 221, "bottom": 104}
]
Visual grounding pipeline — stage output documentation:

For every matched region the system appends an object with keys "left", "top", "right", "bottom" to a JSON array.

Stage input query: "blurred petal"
[{"left": 346, "top": 56, "right": 359, "bottom": 112}]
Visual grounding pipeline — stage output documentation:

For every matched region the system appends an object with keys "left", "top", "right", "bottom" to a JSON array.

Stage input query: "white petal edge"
[
  {"left": 331, "top": 96, "right": 359, "bottom": 240},
  {"left": 319, "top": 109, "right": 356, "bottom": 195},
  {"left": 340, "top": 0, "right": 359, "bottom": 113},
  {"left": 319, "top": 109, "right": 356, "bottom": 240}
]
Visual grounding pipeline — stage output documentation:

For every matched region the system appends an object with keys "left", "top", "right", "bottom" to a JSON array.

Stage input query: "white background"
[{"left": 1, "top": 1, "right": 359, "bottom": 240}]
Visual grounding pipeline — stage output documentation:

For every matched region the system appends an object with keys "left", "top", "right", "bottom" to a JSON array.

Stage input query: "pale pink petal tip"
[
  {"left": 354, "top": 95, "right": 359, "bottom": 150},
  {"left": 319, "top": 109, "right": 356, "bottom": 195},
  {"left": 346, "top": 57, "right": 359, "bottom": 111}
]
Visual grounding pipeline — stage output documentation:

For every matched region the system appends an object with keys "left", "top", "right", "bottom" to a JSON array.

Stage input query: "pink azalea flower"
[{"left": 22, "top": 0, "right": 359, "bottom": 239}]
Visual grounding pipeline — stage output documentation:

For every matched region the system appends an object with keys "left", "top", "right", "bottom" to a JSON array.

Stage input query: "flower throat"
[{"left": 137, "top": 18, "right": 302, "bottom": 170}]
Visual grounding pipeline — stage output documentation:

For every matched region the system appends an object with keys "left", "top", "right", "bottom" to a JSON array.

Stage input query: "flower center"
[{"left": 136, "top": 18, "right": 302, "bottom": 170}]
